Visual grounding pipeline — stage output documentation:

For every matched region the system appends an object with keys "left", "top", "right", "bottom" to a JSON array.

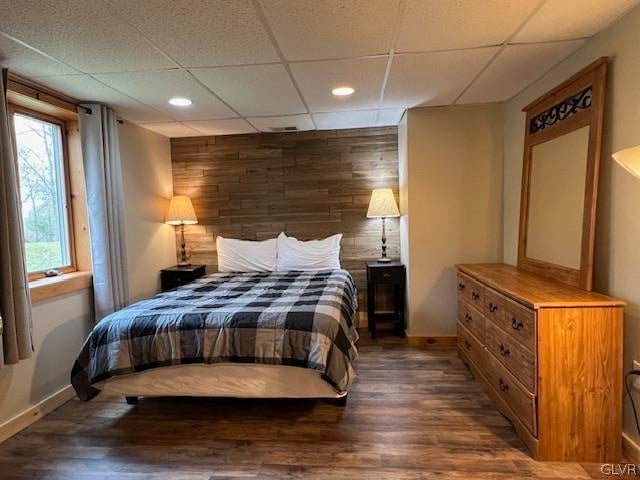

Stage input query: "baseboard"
[
  {"left": 623, "top": 432, "right": 640, "bottom": 462},
  {"left": 0, "top": 385, "right": 76, "bottom": 444},
  {"left": 406, "top": 335, "right": 457, "bottom": 348}
]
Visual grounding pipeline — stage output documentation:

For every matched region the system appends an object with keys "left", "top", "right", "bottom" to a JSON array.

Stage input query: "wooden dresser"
[{"left": 456, "top": 263, "right": 624, "bottom": 462}]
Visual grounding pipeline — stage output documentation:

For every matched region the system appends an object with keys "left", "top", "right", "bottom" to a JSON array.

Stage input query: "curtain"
[
  {"left": 78, "top": 104, "right": 129, "bottom": 320},
  {"left": 0, "top": 67, "right": 33, "bottom": 366}
]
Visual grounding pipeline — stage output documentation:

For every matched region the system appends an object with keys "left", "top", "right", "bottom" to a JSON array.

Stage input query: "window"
[{"left": 10, "top": 107, "right": 75, "bottom": 278}]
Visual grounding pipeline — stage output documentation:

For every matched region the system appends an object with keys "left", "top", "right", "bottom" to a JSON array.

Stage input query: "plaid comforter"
[{"left": 71, "top": 270, "right": 359, "bottom": 401}]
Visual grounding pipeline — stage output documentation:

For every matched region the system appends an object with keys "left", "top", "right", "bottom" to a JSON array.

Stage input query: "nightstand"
[
  {"left": 365, "top": 260, "right": 406, "bottom": 339},
  {"left": 160, "top": 265, "right": 206, "bottom": 291}
]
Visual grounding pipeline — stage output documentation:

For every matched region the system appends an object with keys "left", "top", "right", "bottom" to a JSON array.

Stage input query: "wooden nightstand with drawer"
[
  {"left": 160, "top": 265, "right": 206, "bottom": 292},
  {"left": 366, "top": 260, "right": 406, "bottom": 339}
]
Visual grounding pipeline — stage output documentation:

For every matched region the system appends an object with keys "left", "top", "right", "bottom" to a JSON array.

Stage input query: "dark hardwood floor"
[{"left": 0, "top": 333, "right": 612, "bottom": 479}]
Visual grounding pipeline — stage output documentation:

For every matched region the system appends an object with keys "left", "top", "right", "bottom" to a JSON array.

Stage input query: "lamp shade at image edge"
[
  {"left": 367, "top": 188, "right": 400, "bottom": 218},
  {"left": 166, "top": 196, "right": 198, "bottom": 225},
  {"left": 612, "top": 145, "right": 640, "bottom": 179}
]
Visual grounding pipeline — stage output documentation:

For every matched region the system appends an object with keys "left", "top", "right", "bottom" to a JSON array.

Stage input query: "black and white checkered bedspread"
[{"left": 71, "top": 269, "right": 359, "bottom": 400}]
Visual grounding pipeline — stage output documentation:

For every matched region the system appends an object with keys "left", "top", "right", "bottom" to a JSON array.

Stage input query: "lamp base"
[
  {"left": 377, "top": 257, "right": 392, "bottom": 263},
  {"left": 177, "top": 261, "right": 191, "bottom": 267}
]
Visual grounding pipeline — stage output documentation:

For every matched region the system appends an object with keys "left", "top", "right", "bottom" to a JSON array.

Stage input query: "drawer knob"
[
  {"left": 382, "top": 273, "right": 391, "bottom": 279},
  {"left": 511, "top": 317, "right": 524, "bottom": 330},
  {"left": 471, "top": 292, "right": 480, "bottom": 300},
  {"left": 457, "top": 283, "right": 465, "bottom": 291},
  {"left": 499, "top": 378, "right": 509, "bottom": 392},
  {"left": 488, "top": 302, "right": 498, "bottom": 313},
  {"left": 464, "top": 313, "right": 472, "bottom": 322},
  {"left": 464, "top": 340, "right": 471, "bottom": 349},
  {"left": 499, "top": 343, "right": 511, "bottom": 357}
]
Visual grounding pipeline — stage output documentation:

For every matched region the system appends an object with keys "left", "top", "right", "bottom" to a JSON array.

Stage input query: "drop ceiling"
[{"left": 0, "top": 0, "right": 637, "bottom": 137}]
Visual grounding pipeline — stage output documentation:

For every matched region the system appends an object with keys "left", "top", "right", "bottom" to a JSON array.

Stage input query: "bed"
[{"left": 71, "top": 269, "right": 359, "bottom": 405}]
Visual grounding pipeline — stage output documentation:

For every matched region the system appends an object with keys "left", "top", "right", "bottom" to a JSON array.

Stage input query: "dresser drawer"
[
  {"left": 457, "top": 299, "right": 485, "bottom": 343},
  {"left": 456, "top": 273, "right": 485, "bottom": 309},
  {"left": 484, "top": 348, "right": 537, "bottom": 435},
  {"left": 484, "top": 288, "right": 505, "bottom": 323},
  {"left": 501, "top": 301, "right": 536, "bottom": 352},
  {"left": 484, "top": 288, "right": 536, "bottom": 352},
  {"left": 457, "top": 322, "right": 484, "bottom": 370},
  {"left": 485, "top": 321, "right": 536, "bottom": 392}
]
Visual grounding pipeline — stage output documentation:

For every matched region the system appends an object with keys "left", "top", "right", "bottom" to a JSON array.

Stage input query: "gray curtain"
[
  {"left": 0, "top": 67, "right": 33, "bottom": 366},
  {"left": 78, "top": 104, "right": 129, "bottom": 320}
]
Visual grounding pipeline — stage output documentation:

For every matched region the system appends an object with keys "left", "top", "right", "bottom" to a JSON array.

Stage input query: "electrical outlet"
[{"left": 632, "top": 361, "right": 640, "bottom": 391}]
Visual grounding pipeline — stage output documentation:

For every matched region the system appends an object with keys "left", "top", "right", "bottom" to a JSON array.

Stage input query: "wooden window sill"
[{"left": 29, "top": 271, "right": 93, "bottom": 304}]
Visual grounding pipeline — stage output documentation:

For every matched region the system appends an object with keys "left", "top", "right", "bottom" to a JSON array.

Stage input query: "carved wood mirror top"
[{"left": 518, "top": 57, "right": 608, "bottom": 291}]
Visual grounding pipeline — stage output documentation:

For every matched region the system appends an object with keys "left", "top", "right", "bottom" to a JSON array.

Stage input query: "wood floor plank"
[{"left": 0, "top": 333, "right": 597, "bottom": 479}]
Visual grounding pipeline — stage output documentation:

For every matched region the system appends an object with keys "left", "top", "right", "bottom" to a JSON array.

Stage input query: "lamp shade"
[
  {"left": 612, "top": 145, "right": 640, "bottom": 179},
  {"left": 367, "top": 188, "right": 400, "bottom": 218},
  {"left": 166, "top": 196, "right": 198, "bottom": 225}
]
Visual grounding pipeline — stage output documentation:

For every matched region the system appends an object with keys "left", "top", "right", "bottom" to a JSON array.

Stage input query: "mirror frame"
[{"left": 518, "top": 57, "right": 608, "bottom": 291}]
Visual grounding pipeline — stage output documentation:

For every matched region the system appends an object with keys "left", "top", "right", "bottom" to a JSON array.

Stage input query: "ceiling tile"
[
  {"left": 139, "top": 122, "right": 201, "bottom": 138},
  {"left": 248, "top": 114, "right": 315, "bottom": 132},
  {"left": 396, "top": 0, "right": 538, "bottom": 53},
  {"left": 377, "top": 108, "right": 405, "bottom": 126},
  {"left": 513, "top": 0, "right": 640, "bottom": 43},
  {"left": 291, "top": 57, "right": 388, "bottom": 112},
  {"left": 0, "top": 0, "right": 174, "bottom": 73},
  {"left": 109, "top": 0, "right": 279, "bottom": 67},
  {"left": 93, "top": 70, "right": 236, "bottom": 121},
  {"left": 0, "top": 34, "right": 79, "bottom": 77},
  {"left": 383, "top": 48, "right": 498, "bottom": 108},
  {"left": 260, "top": 0, "right": 399, "bottom": 61},
  {"left": 313, "top": 110, "right": 378, "bottom": 130},
  {"left": 458, "top": 40, "right": 585, "bottom": 104},
  {"left": 184, "top": 119, "right": 256, "bottom": 136},
  {"left": 191, "top": 64, "right": 305, "bottom": 116},
  {"left": 33, "top": 74, "right": 170, "bottom": 123}
]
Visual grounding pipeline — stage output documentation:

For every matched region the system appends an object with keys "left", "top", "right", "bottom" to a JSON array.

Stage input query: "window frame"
[{"left": 8, "top": 103, "right": 77, "bottom": 280}]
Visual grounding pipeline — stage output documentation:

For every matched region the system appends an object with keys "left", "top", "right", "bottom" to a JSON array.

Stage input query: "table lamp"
[
  {"left": 367, "top": 188, "right": 400, "bottom": 262},
  {"left": 166, "top": 196, "right": 198, "bottom": 266}
]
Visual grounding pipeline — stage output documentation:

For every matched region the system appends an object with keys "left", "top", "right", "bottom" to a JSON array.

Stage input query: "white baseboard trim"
[
  {"left": 0, "top": 385, "right": 76, "bottom": 444},
  {"left": 623, "top": 432, "right": 640, "bottom": 462}
]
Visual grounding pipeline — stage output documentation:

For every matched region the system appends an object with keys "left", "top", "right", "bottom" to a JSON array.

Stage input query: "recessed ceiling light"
[
  {"left": 332, "top": 86, "right": 355, "bottom": 96},
  {"left": 169, "top": 97, "right": 192, "bottom": 107}
]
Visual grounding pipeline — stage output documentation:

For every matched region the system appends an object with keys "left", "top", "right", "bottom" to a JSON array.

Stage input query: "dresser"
[{"left": 456, "top": 263, "right": 624, "bottom": 462}]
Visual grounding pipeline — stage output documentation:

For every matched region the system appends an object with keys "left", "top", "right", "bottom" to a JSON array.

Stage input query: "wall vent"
[{"left": 270, "top": 126, "right": 299, "bottom": 132}]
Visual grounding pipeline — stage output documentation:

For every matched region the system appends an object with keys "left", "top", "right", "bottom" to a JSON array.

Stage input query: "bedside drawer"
[
  {"left": 457, "top": 299, "right": 485, "bottom": 343},
  {"left": 457, "top": 273, "right": 484, "bottom": 309},
  {"left": 369, "top": 266, "right": 404, "bottom": 285},
  {"left": 485, "top": 321, "right": 536, "bottom": 393},
  {"left": 161, "top": 265, "right": 206, "bottom": 291},
  {"left": 484, "top": 348, "right": 537, "bottom": 435}
]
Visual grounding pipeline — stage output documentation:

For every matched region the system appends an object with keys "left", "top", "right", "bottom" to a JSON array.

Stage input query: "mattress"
[
  {"left": 72, "top": 270, "right": 358, "bottom": 400},
  {"left": 96, "top": 363, "right": 343, "bottom": 399}
]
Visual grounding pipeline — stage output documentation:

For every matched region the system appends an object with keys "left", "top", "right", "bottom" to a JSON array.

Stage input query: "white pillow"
[
  {"left": 276, "top": 232, "right": 342, "bottom": 271},
  {"left": 216, "top": 236, "right": 277, "bottom": 272}
]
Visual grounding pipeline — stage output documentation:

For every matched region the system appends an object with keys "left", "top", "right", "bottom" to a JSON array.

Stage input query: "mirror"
[
  {"left": 518, "top": 58, "right": 608, "bottom": 291},
  {"left": 526, "top": 126, "right": 589, "bottom": 269}
]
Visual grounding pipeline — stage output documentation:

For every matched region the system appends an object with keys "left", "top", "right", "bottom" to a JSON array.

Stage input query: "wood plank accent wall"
[{"left": 170, "top": 127, "right": 399, "bottom": 325}]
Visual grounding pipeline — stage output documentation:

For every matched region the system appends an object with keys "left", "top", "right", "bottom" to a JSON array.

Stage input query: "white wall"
[
  {"left": 0, "top": 290, "right": 93, "bottom": 428},
  {"left": 119, "top": 122, "right": 176, "bottom": 302},
  {"left": 502, "top": 3, "right": 640, "bottom": 446},
  {"left": 401, "top": 105, "right": 504, "bottom": 337}
]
